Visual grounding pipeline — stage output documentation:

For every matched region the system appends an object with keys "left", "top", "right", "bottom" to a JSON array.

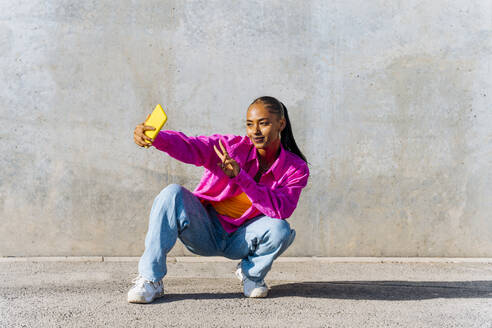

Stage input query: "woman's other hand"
[
  {"left": 134, "top": 114, "right": 156, "bottom": 148},
  {"left": 214, "top": 139, "right": 240, "bottom": 178}
]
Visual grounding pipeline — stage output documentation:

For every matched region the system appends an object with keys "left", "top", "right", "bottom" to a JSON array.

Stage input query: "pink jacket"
[{"left": 152, "top": 130, "right": 310, "bottom": 233}]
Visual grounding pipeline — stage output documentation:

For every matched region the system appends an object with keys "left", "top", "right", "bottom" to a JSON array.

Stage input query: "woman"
[{"left": 128, "top": 96, "right": 309, "bottom": 303}]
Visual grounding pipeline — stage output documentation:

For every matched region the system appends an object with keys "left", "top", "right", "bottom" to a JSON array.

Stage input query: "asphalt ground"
[{"left": 0, "top": 257, "right": 491, "bottom": 327}]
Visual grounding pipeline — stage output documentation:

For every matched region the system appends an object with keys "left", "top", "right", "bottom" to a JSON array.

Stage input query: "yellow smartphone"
[{"left": 144, "top": 104, "right": 168, "bottom": 147}]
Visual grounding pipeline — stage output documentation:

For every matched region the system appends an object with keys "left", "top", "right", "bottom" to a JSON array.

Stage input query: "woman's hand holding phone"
[
  {"left": 134, "top": 105, "right": 168, "bottom": 149},
  {"left": 134, "top": 114, "right": 156, "bottom": 148}
]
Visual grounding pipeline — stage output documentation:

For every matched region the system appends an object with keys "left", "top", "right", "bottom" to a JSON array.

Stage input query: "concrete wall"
[{"left": 1, "top": 1, "right": 491, "bottom": 257}]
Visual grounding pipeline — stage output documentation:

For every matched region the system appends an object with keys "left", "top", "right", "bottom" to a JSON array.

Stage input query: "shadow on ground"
[
  {"left": 152, "top": 281, "right": 492, "bottom": 303},
  {"left": 270, "top": 281, "right": 492, "bottom": 300}
]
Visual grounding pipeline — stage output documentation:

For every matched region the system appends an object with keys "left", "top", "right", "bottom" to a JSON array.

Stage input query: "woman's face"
[{"left": 246, "top": 102, "right": 286, "bottom": 150}]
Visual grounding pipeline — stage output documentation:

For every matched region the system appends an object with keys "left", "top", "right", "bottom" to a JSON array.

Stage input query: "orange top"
[{"left": 208, "top": 192, "right": 252, "bottom": 219}]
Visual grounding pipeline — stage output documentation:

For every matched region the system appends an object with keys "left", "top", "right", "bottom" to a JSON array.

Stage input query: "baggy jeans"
[{"left": 138, "top": 184, "right": 296, "bottom": 283}]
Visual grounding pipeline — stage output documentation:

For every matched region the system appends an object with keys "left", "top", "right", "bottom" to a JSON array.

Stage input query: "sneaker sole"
[
  {"left": 247, "top": 287, "right": 268, "bottom": 298},
  {"left": 127, "top": 289, "right": 165, "bottom": 304}
]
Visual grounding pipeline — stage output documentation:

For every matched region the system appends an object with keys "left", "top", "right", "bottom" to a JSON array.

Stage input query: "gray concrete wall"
[{"left": 1, "top": 1, "right": 491, "bottom": 257}]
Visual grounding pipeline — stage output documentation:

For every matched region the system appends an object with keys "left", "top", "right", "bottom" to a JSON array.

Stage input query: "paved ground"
[{"left": 0, "top": 257, "right": 491, "bottom": 327}]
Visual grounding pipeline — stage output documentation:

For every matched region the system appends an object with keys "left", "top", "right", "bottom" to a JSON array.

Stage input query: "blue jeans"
[{"left": 138, "top": 184, "right": 296, "bottom": 283}]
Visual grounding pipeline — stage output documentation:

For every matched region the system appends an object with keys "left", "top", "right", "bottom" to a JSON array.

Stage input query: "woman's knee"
[
  {"left": 155, "top": 184, "right": 185, "bottom": 204},
  {"left": 159, "top": 183, "right": 184, "bottom": 197},
  {"left": 264, "top": 218, "right": 293, "bottom": 248},
  {"left": 150, "top": 184, "right": 186, "bottom": 223}
]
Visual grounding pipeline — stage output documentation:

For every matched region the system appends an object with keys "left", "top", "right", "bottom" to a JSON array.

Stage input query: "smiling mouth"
[{"left": 253, "top": 137, "right": 265, "bottom": 143}]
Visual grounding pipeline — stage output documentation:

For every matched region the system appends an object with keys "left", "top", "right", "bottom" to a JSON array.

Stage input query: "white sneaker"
[
  {"left": 235, "top": 263, "right": 268, "bottom": 298},
  {"left": 127, "top": 276, "right": 165, "bottom": 304}
]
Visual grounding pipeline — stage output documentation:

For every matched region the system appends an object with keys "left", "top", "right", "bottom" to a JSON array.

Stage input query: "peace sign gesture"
[{"left": 214, "top": 139, "right": 241, "bottom": 178}]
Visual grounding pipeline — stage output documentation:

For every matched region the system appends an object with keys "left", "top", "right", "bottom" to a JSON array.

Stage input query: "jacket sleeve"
[
  {"left": 152, "top": 130, "right": 237, "bottom": 169},
  {"left": 231, "top": 164, "right": 309, "bottom": 219}
]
